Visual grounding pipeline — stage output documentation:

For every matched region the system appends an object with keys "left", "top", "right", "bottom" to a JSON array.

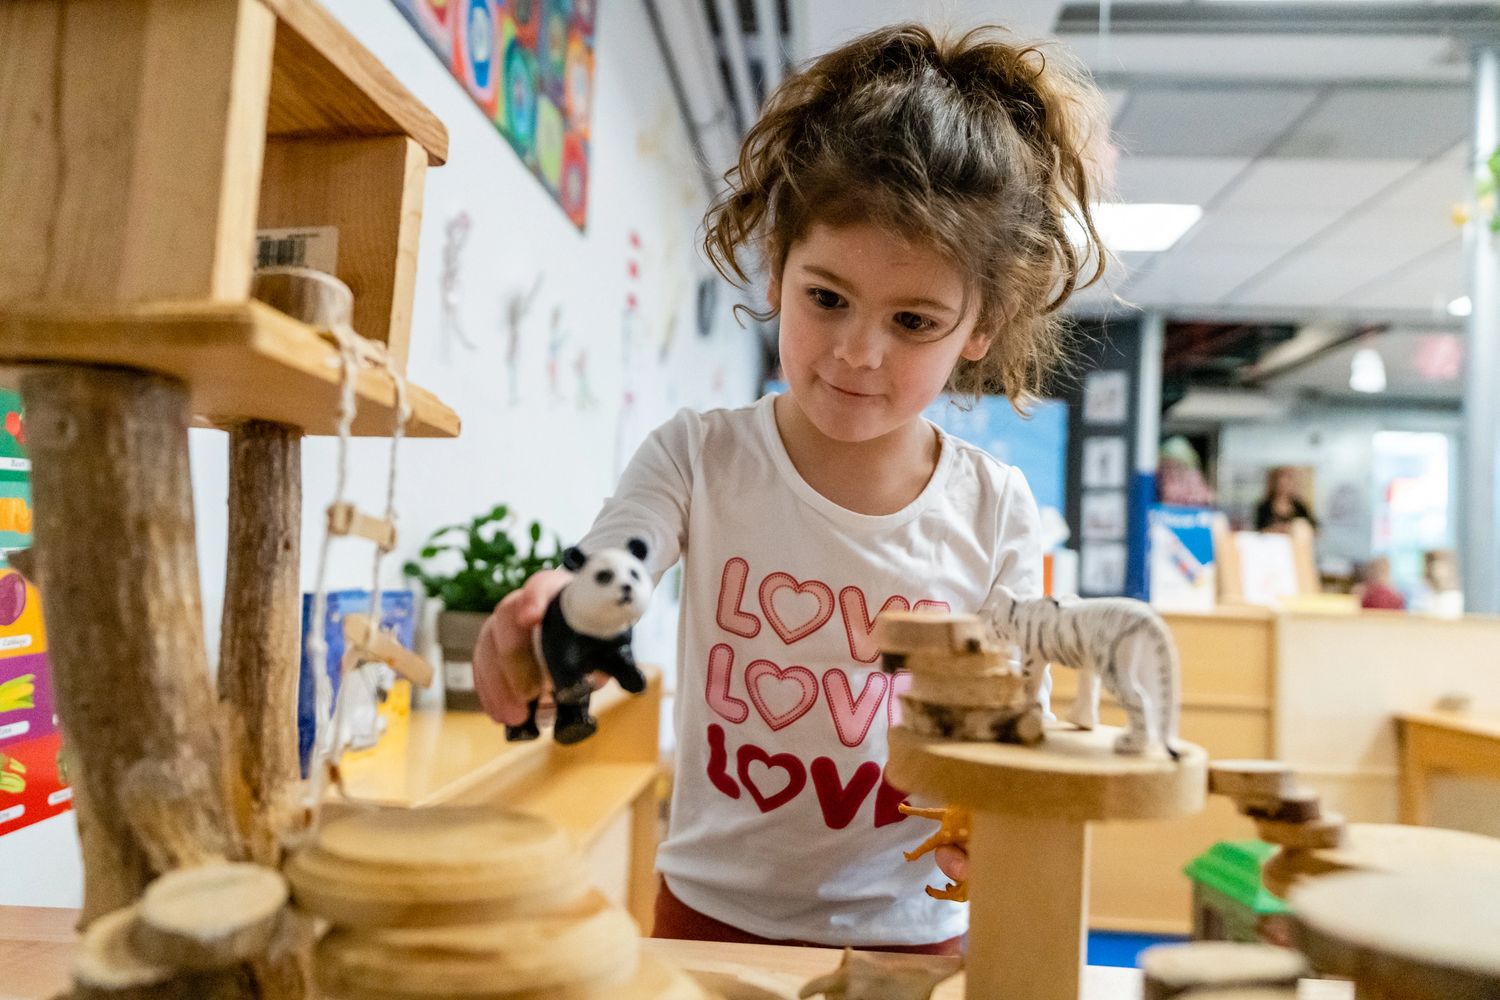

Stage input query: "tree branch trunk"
[{"left": 219, "top": 420, "right": 302, "bottom": 867}]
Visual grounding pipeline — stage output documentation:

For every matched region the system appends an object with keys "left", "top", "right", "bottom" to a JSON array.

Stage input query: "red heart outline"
[
  {"left": 737, "top": 743, "right": 806, "bottom": 812},
  {"left": 758, "top": 573, "right": 835, "bottom": 645},
  {"left": 744, "top": 660, "right": 818, "bottom": 731}
]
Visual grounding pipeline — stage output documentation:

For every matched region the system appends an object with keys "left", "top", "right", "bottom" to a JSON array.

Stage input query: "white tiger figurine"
[{"left": 983, "top": 589, "right": 1181, "bottom": 759}]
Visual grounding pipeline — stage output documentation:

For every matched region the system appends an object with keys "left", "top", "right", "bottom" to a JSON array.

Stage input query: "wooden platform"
[{"left": 0, "top": 301, "right": 458, "bottom": 438}]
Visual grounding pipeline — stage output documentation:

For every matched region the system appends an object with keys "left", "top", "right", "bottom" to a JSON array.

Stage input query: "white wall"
[
  {"left": 1, "top": 0, "right": 760, "bottom": 908},
  {"left": 1216, "top": 403, "right": 1461, "bottom": 571}
]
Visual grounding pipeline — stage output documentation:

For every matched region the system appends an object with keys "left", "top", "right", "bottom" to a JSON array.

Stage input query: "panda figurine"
[{"left": 505, "top": 538, "right": 653, "bottom": 745}]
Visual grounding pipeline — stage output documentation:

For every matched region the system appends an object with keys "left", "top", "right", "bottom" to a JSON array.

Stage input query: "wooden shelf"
[
  {"left": 261, "top": 0, "right": 449, "bottom": 164},
  {"left": 0, "top": 301, "right": 458, "bottom": 438}
]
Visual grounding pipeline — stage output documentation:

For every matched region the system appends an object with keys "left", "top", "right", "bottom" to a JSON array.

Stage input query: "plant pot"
[{"left": 436, "top": 610, "right": 490, "bottom": 712}]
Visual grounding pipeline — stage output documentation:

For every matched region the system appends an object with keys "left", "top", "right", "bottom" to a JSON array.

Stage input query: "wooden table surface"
[
  {"left": 1394, "top": 709, "right": 1500, "bottom": 826},
  {"left": 0, "top": 905, "right": 1353, "bottom": 1000}
]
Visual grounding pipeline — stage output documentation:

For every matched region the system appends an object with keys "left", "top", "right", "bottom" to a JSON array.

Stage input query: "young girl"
[{"left": 473, "top": 23, "right": 1107, "bottom": 955}]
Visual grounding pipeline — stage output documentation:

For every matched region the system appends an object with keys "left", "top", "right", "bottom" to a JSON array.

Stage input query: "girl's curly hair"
[{"left": 703, "top": 24, "right": 1112, "bottom": 409}]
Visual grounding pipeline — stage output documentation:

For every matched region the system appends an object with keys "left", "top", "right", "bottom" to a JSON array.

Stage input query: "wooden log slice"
[
  {"left": 1291, "top": 871, "right": 1500, "bottom": 1000},
  {"left": 876, "top": 612, "right": 996, "bottom": 657},
  {"left": 315, "top": 890, "right": 638, "bottom": 999},
  {"left": 1207, "top": 761, "right": 1296, "bottom": 803},
  {"left": 1254, "top": 814, "right": 1346, "bottom": 851},
  {"left": 900, "top": 697, "right": 1043, "bottom": 745},
  {"left": 132, "top": 862, "right": 288, "bottom": 970},
  {"left": 286, "top": 805, "right": 587, "bottom": 927},
  {"left": 73, "top": 906, "right": 174, "bottom": 992},
  {"left": 907, "top": 672, "right": 1028, "bottom": 710},
  {"left": 1262, "top": 822, "right": 1500, "bottom": 899},
  {"left": 1139, "top": 941, "right": 1308, "bottom": 999}
]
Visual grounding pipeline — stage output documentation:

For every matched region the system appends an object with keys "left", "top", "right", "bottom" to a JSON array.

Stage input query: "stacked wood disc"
[
  {"left": 876, "top": 611, "right": 1042, "bottom": 745},
  {"left": 1139, "top": 941, "right": 1308, "bottom": 999},
  {"left": 1208, "top": 760, "right": 1346, "bottom": 862},
  {"left": 70, "top": 861, "right": 305, "bottom": 997},
  {"left": 287, "top": 803, "right": 710, "bottom": 1000}
]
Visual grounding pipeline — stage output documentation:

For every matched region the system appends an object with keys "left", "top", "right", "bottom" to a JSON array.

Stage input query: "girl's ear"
[{"left": 960, "top": 329, "right": 994, "bottom": 362}]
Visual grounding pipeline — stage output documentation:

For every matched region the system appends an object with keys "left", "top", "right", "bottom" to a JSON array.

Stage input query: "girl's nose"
[{"left": 832, "top": 322, "right": 883, "bottom": 370}]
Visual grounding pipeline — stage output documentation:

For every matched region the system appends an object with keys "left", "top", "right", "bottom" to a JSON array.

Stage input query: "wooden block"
[
  {"left": 1264, "top": 823, "right": 1500, "bottom": 899},
  {"left": 285, "top": 805, "right": 588, "bottom": 927},
  {"left": 315, "top": 890, "right": 639, "bottom": 999},
  {"left": 1255, "top": 813, "right": 1346, "bottom": 851},
  {"left": 1208, "top": 760, "right": 1296, "bottom": 802},
  {"left": 1140, "top": 941, "right": 1308, "bottom": 999},
  {"left": 132, "top": 862, "right": 288, "bottom": 970},
  {"left": 1174, "top": 991, "right": 1297, "bottom": 1000},
  {"left": 876, "top": 611, "right": 995, "bottom": 656},
  {"left": 1291, "top": 871, "right": 1500, "bottom": 1000},
  {"left": 327, "top": 502, "right": 396, "bottom": 551},
  {"left": 341, "top": 613, "right": 435, "bottom": 688}
]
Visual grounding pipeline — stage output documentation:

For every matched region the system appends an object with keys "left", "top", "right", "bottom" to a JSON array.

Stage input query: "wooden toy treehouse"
[{"left": 0, "top": 0, "right": 461, "bottom": 996}]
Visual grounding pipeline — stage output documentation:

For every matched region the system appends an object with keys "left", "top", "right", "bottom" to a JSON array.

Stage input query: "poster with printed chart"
[
  {"left": 1147, "top": 505, "right": 1217, "bottom": 612},
  {"left": 0, "top": 730, "right": 73, "bottom": 838},
  {"left": 1082, "top": 369, "right": 1129, "bottom": 425},
  {"left": 392, "top": 0, "right": 597, "bottom": 229},
  {"left": 1082, "top": 436, "right": 1127, "bottom": 489}
]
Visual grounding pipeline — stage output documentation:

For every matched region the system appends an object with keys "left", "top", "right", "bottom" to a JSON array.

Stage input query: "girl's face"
[{"left": 771, "top": 221, "right": 991, "bottom": 445}]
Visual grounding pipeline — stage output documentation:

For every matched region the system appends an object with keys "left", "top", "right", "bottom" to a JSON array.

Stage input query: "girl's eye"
[
  {"left": 895, "top": 312, "right": 935, "bottom": 333},
  {"left": 807, "top": 287, "right": 844, "bottom": 310}
]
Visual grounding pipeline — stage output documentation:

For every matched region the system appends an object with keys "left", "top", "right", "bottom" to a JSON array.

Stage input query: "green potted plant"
[{"left": 404, "top": 505, "right": 564, "bottom": 710}]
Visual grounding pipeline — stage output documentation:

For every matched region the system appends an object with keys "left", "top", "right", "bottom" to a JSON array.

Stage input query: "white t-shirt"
[{"left": 579, "top": 393, "right": 1042, "bottom": 946}]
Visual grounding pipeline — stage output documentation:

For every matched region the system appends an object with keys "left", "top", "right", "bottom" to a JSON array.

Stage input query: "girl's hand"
[
  {"left": 471, "top": 568, "right": 572, "bottom": 726},
  {"left": 935, "top": 844, "right": 970, "bottom": 885}
]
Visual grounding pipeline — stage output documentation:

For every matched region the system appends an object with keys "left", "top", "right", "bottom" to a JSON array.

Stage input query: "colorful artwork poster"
[
  {"left": 0, "top": 390, "right": 30, "bottom": 567},
  {"left": 394, "top": 0, "right": 597, "bottom": 229},
  {"left": 0, "top": 652, "right": 55, "bottom": 749},
  {"left": 0, "top": 730, "right": 73, "bottom": 836},
  {"left": 297, "top": 590, "right": 416, "bottom": 771}
]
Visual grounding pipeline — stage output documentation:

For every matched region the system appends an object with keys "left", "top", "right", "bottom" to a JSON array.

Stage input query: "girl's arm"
[{"left": 472, "top": 410, "right": 701, "bottom": 724}]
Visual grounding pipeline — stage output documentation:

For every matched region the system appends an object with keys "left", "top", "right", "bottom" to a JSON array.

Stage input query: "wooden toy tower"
[{"left": 0, "top": 2, "right": 456, "bottom": 995}]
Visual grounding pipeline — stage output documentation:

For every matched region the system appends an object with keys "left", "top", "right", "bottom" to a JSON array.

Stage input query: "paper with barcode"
[{"left": 254, "top": 226, "right": 339, "bottom": 272}]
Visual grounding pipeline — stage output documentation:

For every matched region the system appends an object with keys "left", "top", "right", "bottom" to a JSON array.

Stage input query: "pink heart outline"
[
  {"left": 737, "top": 743, "right": 807, "bottom": 812},
  {"left": 759, "top": 572, "right": 835, "bottom": 645},
  {"left": 744, "top": 660, "right": 818, "bottom": 731}
]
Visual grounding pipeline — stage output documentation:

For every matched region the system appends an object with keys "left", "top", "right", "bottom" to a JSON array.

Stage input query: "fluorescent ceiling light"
[
  {"left": 1349, "top": 347, "right": 1387, "bottom": 394},
  {"left": 1448, "top": 295, "right": 1473, "bottom": 318},
  {"left": 1070, "top": 204, "right": 1203, "bottom": 254}
]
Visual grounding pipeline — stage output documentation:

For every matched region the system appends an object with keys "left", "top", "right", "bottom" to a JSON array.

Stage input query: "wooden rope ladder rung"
[{"left": 326, "top": 501, "right": 396, "bottom": 552}]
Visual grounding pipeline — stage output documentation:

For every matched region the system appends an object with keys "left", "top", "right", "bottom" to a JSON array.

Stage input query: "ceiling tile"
[
  {"left": 1175, "top": 207, "right": 1345, "bottom": 252},
  {"left": 1110, "top": 156, "right": 1249, "bottom": 205},
  {"left": 1341, "top": 240, "right": 1466, "bottom": 313},
  {"left": 1126, "top": 248, "right": 1288, "bottom": 305},
  {"left": 1112, "top": 87, "right": 1321, "bottom": 158},
  {"left": 1275, "top": 87, "right": 1471, "bottom": 160},
  {"left": 1214, "top": 159, "right": 1420, "bottom": 212}
]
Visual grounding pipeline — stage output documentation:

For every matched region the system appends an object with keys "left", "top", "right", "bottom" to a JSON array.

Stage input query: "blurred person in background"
[
  {"left": 1357, "top": 556, "right": 1406, "bottom": 612},
  {"left": 1255, "top": 466, "right": 1318, "bottom": 534}
]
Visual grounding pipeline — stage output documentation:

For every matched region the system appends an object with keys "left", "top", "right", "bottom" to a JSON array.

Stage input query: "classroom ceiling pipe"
[{"left": 1461, "top": 43, "right": 1500, "bottom": 613}]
